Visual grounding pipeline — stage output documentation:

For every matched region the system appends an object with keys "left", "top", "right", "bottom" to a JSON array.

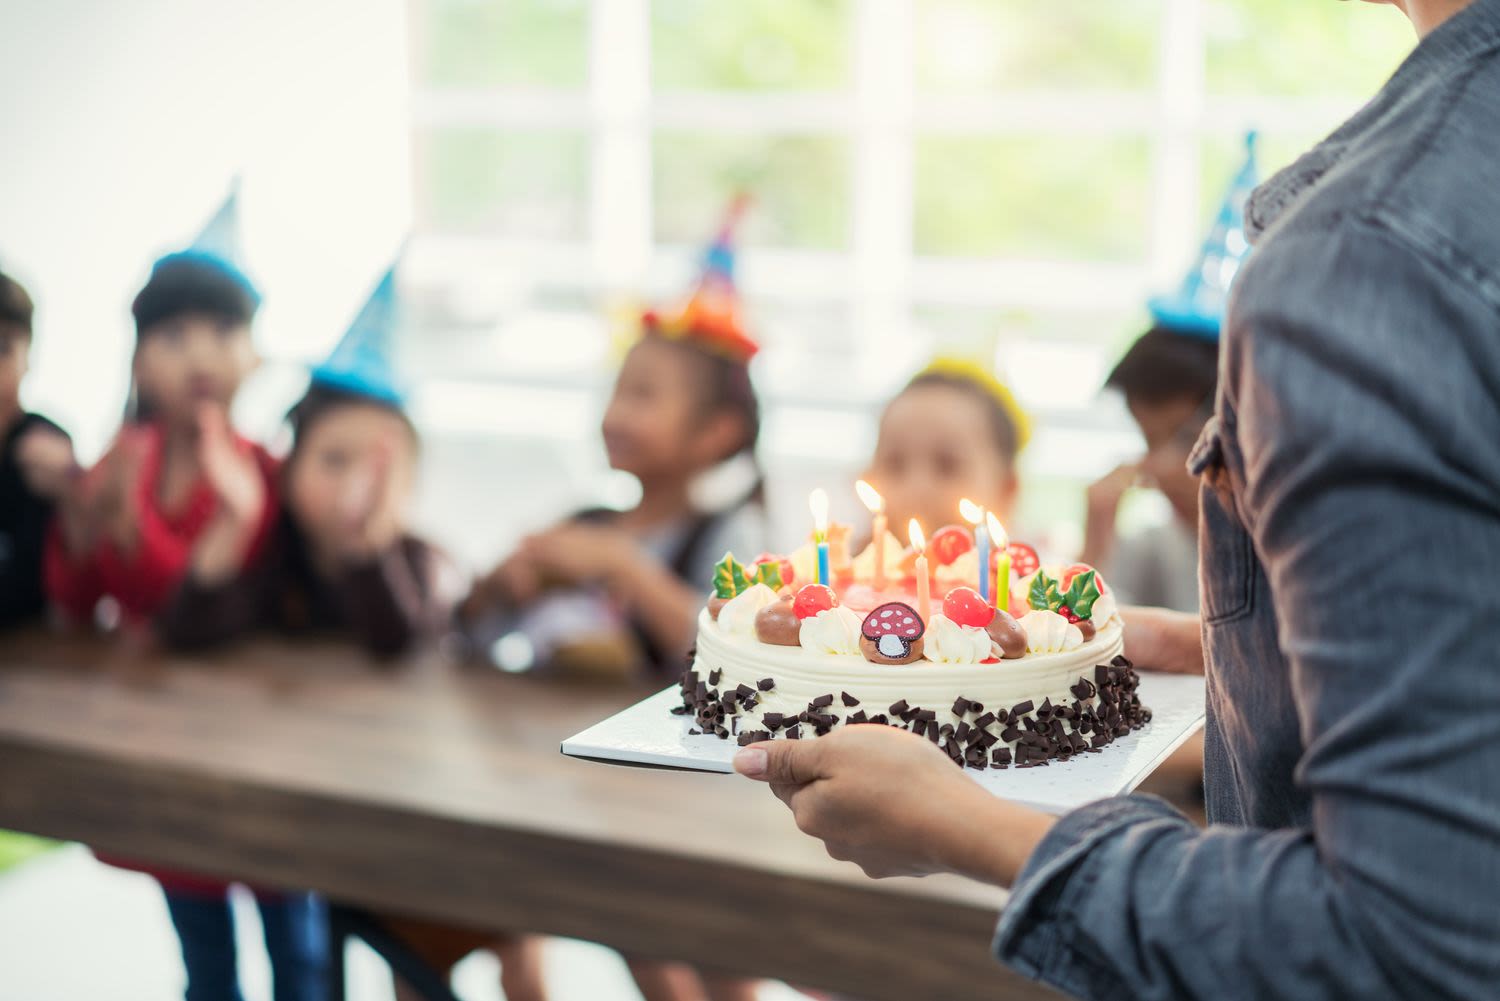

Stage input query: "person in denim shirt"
[{"left": 731, "top": 1, "right": 1500, "bottom": 998}]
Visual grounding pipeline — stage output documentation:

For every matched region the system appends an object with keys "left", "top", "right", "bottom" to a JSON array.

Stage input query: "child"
[
  {"left": 44, "top": 225, "right": 278, "bottom": 629},
  {"left": 1079, "top": 326, "right": 1214, "bottom": 612},
  {"left": 46, "top": 196, "right": 328, "bottom": 1001},
  {"left": 453, "top": 204, "right": 767, "bottom": 1001},
  {"left": 864, "top": 357, "right": 1029, "bottom": 536},
  {"left": 1081, "top": 131, "right": 1256, "bottom": 614},
  {"left": 0, "top": 269, "right": 77, "bottom": 627},
  {"left": 463, "top": 203, "right": 766, "bottom": 681}
]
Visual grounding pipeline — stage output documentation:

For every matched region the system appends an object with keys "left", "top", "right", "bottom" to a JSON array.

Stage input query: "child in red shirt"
[
  {"left": 45, "top": 249, "right": 277, "bottom": 628},
  {"left": 43, "top": 246, "right": 328, "bottom": 1001}
]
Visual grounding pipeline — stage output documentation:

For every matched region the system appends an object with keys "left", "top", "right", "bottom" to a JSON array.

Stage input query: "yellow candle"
[
  {"left": 909, "top": 518, "right": 930, "bottom": 623},
  {"left": 810, "top": 488, "right": 831, "bottom": 586},
  {"left": 855, "top": 480, "right": 886, "bottom": 588},
  {"left": 986, "top": 511, "right": 1009, "bottom": 611}
]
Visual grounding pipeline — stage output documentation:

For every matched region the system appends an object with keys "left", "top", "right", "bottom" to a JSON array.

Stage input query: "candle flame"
[
  {"left": 809, "top": 487, "right": 830, "bottom": 533},
  {"left": 958, "top": 497, "right": 984, "bottom": 525},
  {"left": 986, "top": 511, "right": 1008, "bottom": 549},
  {"left": 854, "top": 479, "right": 884, "bottom": 513},
  {"left": 907, "top": 518, "right": 926, "bottom": 553}
]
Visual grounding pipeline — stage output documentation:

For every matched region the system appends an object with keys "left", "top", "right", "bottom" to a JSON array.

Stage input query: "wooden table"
[{"left": 0, "top": 631, "right": 1062, "bottom": 1001}]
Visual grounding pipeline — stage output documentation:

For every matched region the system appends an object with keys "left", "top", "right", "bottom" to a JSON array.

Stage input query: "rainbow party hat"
[
  {"left": 1148, "top": 132, "right": 1260, "bottom": 340},
  {"left": 641, "top": 193, "right": 759, "bottom": 362},
  {"left": 311, "top": 251, "right": 405, "bottom": 407}
]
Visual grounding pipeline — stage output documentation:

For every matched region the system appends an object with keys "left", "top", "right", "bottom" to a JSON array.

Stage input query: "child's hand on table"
[
  {"left": 733, "top": 724, "right": 1055, "bottom": 884},
  {"left": 520, "top": 522, "right": 643, "bottom": 591}
]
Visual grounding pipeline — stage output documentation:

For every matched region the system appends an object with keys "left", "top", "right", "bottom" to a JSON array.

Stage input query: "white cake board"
[{"left": 562, "top": 672, "right": 1206, "bottom": 815}]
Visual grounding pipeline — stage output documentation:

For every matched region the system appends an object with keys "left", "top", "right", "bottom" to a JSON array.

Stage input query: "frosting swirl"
[
  {"left": 717, "top": 583, "right": 779, "bottom": 637},
  {"left": 924, "top": 613, "right": 993, "bottom": 664},
  {"left": 798, "top": 605, "right": 864, "bottom": 655},
  {"left": 1019, "top": 610, "right": 1084, "bottom": 654}
]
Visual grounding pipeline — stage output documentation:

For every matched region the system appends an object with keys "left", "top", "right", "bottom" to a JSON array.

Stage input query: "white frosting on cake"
[
  {"left": 924, "top": 614, "right": 992, "bottom": 664},
  {"left": 717, "top": 583, "right": 778, "bottom": 637},
  {"left": 1019, "top": 610, "right": 1085, "bottom": 653},
  {"left": 797, "top": 605, "right": 864, "bottom": 655},
  {"left": 693, "top": 607, "right": 1123, "bottom": 727}
]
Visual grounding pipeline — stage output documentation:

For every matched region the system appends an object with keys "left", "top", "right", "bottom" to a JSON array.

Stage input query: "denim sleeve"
[{"left": 994, "top": 215, "right": 1500, "bottom": 1000}]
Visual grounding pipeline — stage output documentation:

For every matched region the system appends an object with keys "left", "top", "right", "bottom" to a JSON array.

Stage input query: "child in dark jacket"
[{"left": 0, "top": 269, "right": 77, "bottom": 628}]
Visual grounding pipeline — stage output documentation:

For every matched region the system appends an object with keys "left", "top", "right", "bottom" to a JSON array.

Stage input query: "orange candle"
[{"left": 909, "top": 518, "right": 930, "bottom": 623}]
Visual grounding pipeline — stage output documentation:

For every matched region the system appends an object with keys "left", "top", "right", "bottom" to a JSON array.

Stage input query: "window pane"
[
  {"left": 915, "top": 136, "right": 1151, "bottom": 261},
  {"left": 415, "top": 0, "right": 590, "bottom": 89},
  {"left": 1205, "top": 0, "right": 1413, "bottom": 97},
  {"left": 417, "top": 128, "right": 588, "bottom": 238},
  {"left": 652, "top": 0, "right": 851, "bottom": 91},
  {"left": 916, "top": 0, "right": 1161, "bottom": 93},
  {"left": 652, "top": 134, "right": 850, "bottom": 249}
]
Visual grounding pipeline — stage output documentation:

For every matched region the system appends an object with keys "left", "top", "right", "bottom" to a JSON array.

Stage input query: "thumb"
[{"left": 733, "top": 738, "right": 823, "bottom": 785}]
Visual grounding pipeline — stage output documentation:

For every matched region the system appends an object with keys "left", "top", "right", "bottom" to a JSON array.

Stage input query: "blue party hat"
[
  {"left": 310, "top": 254, "right": 406, "bottom": 407},
  {"left": 152, "top": 178, "right": 258, "bottom": 296},
  {"left": 190, "top": 178, "right": 244, "bottom": 265},
  {"left": 1148, "top": 132, "right": 1260, "bottom": 340}
]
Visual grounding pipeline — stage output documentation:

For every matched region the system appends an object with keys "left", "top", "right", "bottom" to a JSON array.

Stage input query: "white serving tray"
[{"left": 562, "top": 672, "right": 1206, "bottom": 815}]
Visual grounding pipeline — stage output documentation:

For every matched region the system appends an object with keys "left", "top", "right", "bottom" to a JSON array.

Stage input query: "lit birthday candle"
[
  {"left": 909, "top": 518, "right": 930, "bottom": 624},
  {"left": 958, "top": 497, "right": 988, "bottom": 602},
  {"left": 854, "top": 479, "right": 887, "bottom": 589},
  {"left": 987, "top": 511, "right": 1009, "bottom": 611},
  {"left": 810, "top": 488, "right": 831, "bottom": 586}
]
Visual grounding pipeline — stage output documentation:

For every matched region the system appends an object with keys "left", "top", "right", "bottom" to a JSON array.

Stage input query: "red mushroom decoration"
[{"left": 860, "top": 602, "right": 926, "bottom": 665}]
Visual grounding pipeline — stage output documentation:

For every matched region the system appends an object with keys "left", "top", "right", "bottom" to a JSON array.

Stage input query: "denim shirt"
[{"left": 993, "top": 5, "right": 1500, "bottom": 998}]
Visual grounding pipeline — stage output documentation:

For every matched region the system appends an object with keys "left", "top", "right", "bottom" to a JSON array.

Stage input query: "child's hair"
[
  {"left": 1105, "top": 326, "right": 1218, "bottom": 407},
  {"left": 0, "top": 271, "right": 34, "bottom": 336},
  {"left": 131, "top": 252, "right": 260, "bottom": 337},
  {"left": 285, "top": 381, "right": 418, "bottom": 453},
  {"left": 902, "top": 359, "right": 1030, "bottom": 468}
]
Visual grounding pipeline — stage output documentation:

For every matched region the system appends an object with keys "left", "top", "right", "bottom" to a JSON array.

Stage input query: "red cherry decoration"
[
  {"left": 928, "top": 525, "right": 974, "bottom": 566},
  {"left": 1006, "top": 541, "right": 1041, "bottom": 578},
  {"left": 792, "top": 583, "right": 837, "bottom": 620},
  {"left": 942, "top": 586, "right": 995, "bottom": 629}
]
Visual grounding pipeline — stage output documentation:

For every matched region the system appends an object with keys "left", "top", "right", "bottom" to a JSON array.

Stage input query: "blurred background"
[
  {"left": 0, "top": 0, "right": 1414, "bottom": 574},
  {"left": 0, "top": 1, "right": 1418, "bottom": 998}
]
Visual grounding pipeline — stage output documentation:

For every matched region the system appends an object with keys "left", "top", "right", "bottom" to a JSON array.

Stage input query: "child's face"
[
  {"left": 866, "top": 383, "right": 1019, "bottom": 534},
  {"left": 133, "top": 312, "right": 257, "bottom": 425},
  {"left": 601, "top": 338, "right": 734, "bottom": 482},
  {"left": 1129, "top": 395, "right": 1205, "bottom": 526},
  {"left": 285, "top": 403, "right": 416, "bottom": 547},
  {"left": 0, "top": 327, "right": 28, "bottom": 418}
]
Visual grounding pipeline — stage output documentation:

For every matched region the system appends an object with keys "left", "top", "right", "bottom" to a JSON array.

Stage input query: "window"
[{"left": 407, "top": 0, "right": 1414, "bottom": 539}]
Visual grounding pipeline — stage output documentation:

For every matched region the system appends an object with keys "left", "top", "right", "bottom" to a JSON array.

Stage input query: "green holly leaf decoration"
[
  {"left": 1028, "top": 570, "right": 1061, "bottom": 612},
  {"left": 754, "top": 559, "right": 783, "bottom": 592},
  {"left": 712, "top": 553, "right": 754, "bottom": 599},
  {"left": 1062, "top": 570, "right": 1102, "bottom": 620}
]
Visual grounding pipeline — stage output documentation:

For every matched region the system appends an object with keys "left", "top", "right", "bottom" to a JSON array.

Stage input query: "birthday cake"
[{"left": 674, "top": 506, "right": 1149, "bottom": 769}]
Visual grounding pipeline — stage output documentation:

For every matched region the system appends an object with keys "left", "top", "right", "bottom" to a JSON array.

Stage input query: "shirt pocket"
[{"left": 1189, "top": 419, "right": 1256, "bottom": 626}]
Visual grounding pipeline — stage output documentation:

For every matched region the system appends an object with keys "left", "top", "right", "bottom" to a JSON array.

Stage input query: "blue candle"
[
  {"left": 960, "top": 498, "right": 989, "bottom": 603},
  {"left": 810, "top": 488, "right": 831, "bottom": 586}
]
